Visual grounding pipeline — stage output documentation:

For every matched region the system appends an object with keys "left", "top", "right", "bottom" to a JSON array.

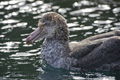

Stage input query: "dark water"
[{"left": 0, "top": 0, "right": 120, "bottom": 80}]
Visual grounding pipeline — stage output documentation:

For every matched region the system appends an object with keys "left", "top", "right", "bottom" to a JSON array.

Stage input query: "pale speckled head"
[{"left": 26, "top": 12, "right": 68, "bottom": 44}]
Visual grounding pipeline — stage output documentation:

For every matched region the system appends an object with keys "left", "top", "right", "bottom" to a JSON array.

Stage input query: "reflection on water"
[{"left": 0, "top": 0, "right": 120, "bottom": 80}]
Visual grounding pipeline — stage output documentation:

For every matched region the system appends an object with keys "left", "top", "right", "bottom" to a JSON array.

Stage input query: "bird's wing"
[
  {"left": 69, "top": 40, "right": 102, "bottom": 59},
  {"left": 69, "top": 30, "right": 120, "bottom": 70},
  {"left": 71, "top": 37, "right": 120, "bottom": 70},
  {"left": 85, "top": 30, "right": 120, "bottom": 41},
  {"left": 69, "top": 30, "right": 120, "bottom": 59}
]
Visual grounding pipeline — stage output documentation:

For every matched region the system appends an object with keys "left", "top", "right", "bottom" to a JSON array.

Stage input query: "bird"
[{"left": 26, "top": 12, "right": 120, "bottom": 71}]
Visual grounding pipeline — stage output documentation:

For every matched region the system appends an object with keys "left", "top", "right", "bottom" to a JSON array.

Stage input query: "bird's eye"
[{"left": 44, "top": 22, "right": 50, "bottom": 26}]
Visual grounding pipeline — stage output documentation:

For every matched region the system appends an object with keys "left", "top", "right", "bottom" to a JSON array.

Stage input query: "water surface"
[{"left": 0, "top": 0, "right": 120, "bottom": 80}]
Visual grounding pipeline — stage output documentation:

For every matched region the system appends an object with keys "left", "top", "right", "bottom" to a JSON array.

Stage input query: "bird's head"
[{"left": 26, "top": 12, "right": 68, "bottom": 44}]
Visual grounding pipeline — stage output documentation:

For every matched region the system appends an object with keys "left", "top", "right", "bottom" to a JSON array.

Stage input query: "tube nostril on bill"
[{"left": 26, "top": 36, "right": 32, "bottom": 44}]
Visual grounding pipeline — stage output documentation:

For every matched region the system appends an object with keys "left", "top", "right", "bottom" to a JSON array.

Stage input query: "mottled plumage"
[{"left": 26, "top": 12, "right": 120, "bottom": 71}]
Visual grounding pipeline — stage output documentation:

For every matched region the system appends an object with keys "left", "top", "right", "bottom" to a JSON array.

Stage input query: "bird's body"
[{"left": 26, "top": 12, "right": 120, "bottom": 71}]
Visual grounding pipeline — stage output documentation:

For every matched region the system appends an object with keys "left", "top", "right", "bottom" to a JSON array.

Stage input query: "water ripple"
[
  {"left": 113, "top": 8, "right": 120, "bottom": 15},
  {"left": 73, "top": 1, "right": 94, "bottom": 7},
  {"left": 70, "top": 7, "right": 97, "bottom": 15},
  {"left": 0, "top": 19, "right": 19, "bottom": 24},
  {"left": 1, "top": 22, "right": 27, "bottom": 29},
  {"left": 11, "top": 52, "right": 39, "bottom": 57},
  {"left": 94, "top": 20, "right": 113, "bottom": 24}
]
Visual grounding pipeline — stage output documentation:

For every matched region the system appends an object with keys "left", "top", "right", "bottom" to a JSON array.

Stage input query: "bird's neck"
[
  {"left": 42, "top": 38, "right": 70, "bottom": 57},
  {"left": 41, "top": 38, "right": 71, "bottom": 69}
]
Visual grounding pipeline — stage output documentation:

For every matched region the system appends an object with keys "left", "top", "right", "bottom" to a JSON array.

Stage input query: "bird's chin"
[{"left": 26, "top": 35, "right": 44, "bottom": 44}]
